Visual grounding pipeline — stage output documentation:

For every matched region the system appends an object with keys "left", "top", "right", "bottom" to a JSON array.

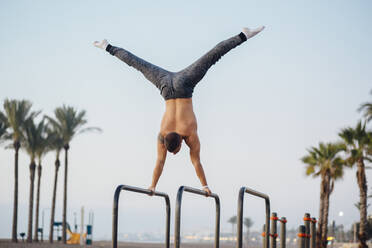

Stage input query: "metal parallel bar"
[
  {"left": 298, "top": 225, "right": 306, "bottom": 248},
  {"left": 310, "top": 218, "right": 316, "bottom": 248},
  {"left": 262, "top": 224, "right": 266, "bottom": 248},
  {"left": 112, "top": 185, "right": 170, "bottom": 248},
  {"left": 270, "top": 213, "right": 278, "bottom": 248},
  {"left": 303, "top": 213, "right": 311, "bottom": 248},
  {"left": 175, "top": 186, "right": 220, "bottom": 248},
  {"left": 237, "top": 187, "right": 271, "bottom": 248},
  {"left": 280, "top": 217, "right": 287, "bottom": 248}
]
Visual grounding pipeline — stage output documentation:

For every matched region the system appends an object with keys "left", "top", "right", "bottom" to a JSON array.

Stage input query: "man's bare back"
[{"left": 160, "top": 99, "right": 197, "bottom": 140}]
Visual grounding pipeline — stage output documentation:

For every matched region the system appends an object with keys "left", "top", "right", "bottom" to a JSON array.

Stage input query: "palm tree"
[
  {"left": 33, "top": 122, "right": 51, "bottom": 241},
  {"left": 45, "top": 105, "right": 100, "bottom": 243},
  {"left": 339, "top": 121, "right": 371, "bottom": 248},
  {"left": 22, "top": 117, "right": 44, "bottom": 242},
  {"left": 301, "top": 142, "right": 345, "bottom": 248},
  {"left": 45, "top": 122, "right": 64, "bottom": 243},
  {"left": 228, "top": 215, "right": 237, "bottom": 236},
  {"left": 358, "top": 90, "right": 372, "bottom": 122},
  {"left": 243, "top": 217, "right": 254, "bottom": 246},
  {"left": 3, "top": 99, "right": 36, "bottom": 242}
]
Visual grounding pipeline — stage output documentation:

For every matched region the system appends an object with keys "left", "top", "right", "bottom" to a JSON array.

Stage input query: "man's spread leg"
[
  {"left": 94, "top": 40, "right": 172, "bottom": 94},
  {"left": 176, "top": 27, "right": 264, "bottom": 90},
  {"left": 106, "top": 44, "right": 173, "bottom": 92}
]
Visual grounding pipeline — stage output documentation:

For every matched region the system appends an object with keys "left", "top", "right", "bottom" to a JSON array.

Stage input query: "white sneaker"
[
  {"left": 93, "top": 39, "right": 108, "bottom": 50},
  {"left": 242, "top": 26, "right": 265, "bottom": 39}
]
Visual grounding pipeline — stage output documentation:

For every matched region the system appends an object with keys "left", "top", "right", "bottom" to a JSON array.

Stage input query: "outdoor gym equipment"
[
  {"left": 175, "top": 186, "right": 220, "bottom": 248},
  {"left": 112, "top": 185, "right": 170, "bottom": 248},
  {"left": 270, "top": 213, "right": 278, "bottom": 248},
  {"left": 111, "top": 184, "right": 317, "bottom": 248},
  {"left": 298, "top": 225, "right": 307, "bottom": 248},
  {"left": 279, "top": 217, "right": 287, "bottom": 248},
  {"left": 264, "top": 213, "right": 316, "bottom": 248},
  {"left": 310, "top": 217, "right": 317, "bottom": 248},
  {"left": 237, "top": 186, "right": 270, "bottom": 248}
]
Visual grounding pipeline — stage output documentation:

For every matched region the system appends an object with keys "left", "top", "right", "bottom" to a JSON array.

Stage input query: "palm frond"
[
  {"left": 339, "top": 127, "right": 355, "bottom": 146},
  {"left": 3, "top": 99, "right": 38, "bottom": 142},
  {"left": 0, "top": 110, "right": 8, "bottom": 125},
  {"left": 4, "top": 143, "right": 14, "bottom": 149},
  {"left": 77, "top": 126, "right": 102, "bottom": 135},
  {"left": 301, "top": 141, "right": 346, "bottom": 180},
  {"left": 21, "top": 118, "right": 38, "bottom": 160},
  {"left": 0, "top": 111, "right": 9, "bottom": 143},
  {"left": 34, "top": 120, "right": 52, "bottom": 161},
  {"left": 228, "top": 215, "right": 237, "bottom": 224},
  {"left": 339, "top": 121, "right": 372, "bottom": 167},
  {"left": 21, "top": 116, "right": 50, "bottom": 163},
  {"left": 358, "top": 92, "right": 372, "bottom": 122},
  {"left": 44, "top": 116, "right": 65, "bottom": 157},
  {"left": 243, "top": 217, "right": 254, "bottom": 228},
  {"left": 49, "top": 105, "right": 100, "bottom": 146},
  {"left": 305, "top": 165, "right": 315, "bottom": 176}
]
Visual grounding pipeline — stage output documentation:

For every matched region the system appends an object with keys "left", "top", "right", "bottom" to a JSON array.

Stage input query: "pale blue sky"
[{"left": 0, "top": 0, "right": 371, "bottom": 240}]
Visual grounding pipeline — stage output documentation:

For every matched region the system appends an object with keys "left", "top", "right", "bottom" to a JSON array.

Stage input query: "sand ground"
[
  {"left": 0, "top": 240, "right": 367, "bottom": 248},
  {"left": 0, "top": 240, "right": 237, "bottom": 248}
]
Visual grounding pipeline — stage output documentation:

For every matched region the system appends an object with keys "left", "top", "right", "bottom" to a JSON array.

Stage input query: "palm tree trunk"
[
  {"left": 316, "top": 174, "right": 326, "bottom": 248},
  {"left": 62, "top": 144, "right": 69, "bottom": 244},
  {"left": 27, "top": 161, "right": 36, "bottom": 243},
  {"left": 321, "top": 172, "right": 331, "bottom": 248},
  {"left": 49, "top": 158, "right": 60, "bottom": 243},
  {"left": 33, "top": 163, "right": 42, "bottom": 241},
  {"left": 11, "top": 141, "right": 20, "bottom": 242},
  {"left": 356, "top": 159, "right": 368, "bottom": 248}
]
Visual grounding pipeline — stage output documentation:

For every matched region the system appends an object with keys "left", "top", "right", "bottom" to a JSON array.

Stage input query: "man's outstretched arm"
[
  {"left": 186, "top": 134, "right": 212, "bottom": 195},
  {"left": 148, "top": 135, "right": 167, "bottom": 192}
]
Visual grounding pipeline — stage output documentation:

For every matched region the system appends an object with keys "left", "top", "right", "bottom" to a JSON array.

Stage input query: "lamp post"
[
  {"left": 337, "top": 211, "right": 345, "bottom": 242},
  {"left": 74, "top": 212, "right": 77, "bottom": 232},
  {"left": 42, "top": 208, "right": 50, "bottom": 242}
]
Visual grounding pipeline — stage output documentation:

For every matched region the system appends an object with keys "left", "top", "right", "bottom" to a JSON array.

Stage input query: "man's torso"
[{"left": 160, "top": 98, "right": 197, "bottom": 138}]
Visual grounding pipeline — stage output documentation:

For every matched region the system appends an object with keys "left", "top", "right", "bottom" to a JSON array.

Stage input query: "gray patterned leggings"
[{"left": 106, "top": 32, "right": 247, "bottom": 100}]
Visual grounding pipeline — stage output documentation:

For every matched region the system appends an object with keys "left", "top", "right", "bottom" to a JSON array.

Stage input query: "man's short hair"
[{"left": 164, "top": 132, "right": 182, "bottom": 152}]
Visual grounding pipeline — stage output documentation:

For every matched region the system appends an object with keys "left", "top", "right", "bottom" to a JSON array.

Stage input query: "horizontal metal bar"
[
  {"left": 114, "top": 184, "right": 169, "bottom": 198},
  {"left": 243, "top": 186, "right": 270, "bottom": 201},
  {"left": 181, "top": 185, "right": 219, "bottom": 199},
  {"left": 175, "top": 186, "right": 220, "bottom": 248},
  {"left": 112, "top": 185, "right": 170, "bottom": 248}
]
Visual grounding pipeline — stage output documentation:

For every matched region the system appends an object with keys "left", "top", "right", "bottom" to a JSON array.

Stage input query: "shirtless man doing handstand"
[{"left": 94, "top": 27, "right": 264, "bottom": 195}]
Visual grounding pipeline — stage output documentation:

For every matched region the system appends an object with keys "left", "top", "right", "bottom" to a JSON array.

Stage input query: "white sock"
[
  {"left": 93, "top": 39, "right": 108, "bottom": 50},
  {"left": 242, "top": 26, "right": 265, "bottom": 39}
]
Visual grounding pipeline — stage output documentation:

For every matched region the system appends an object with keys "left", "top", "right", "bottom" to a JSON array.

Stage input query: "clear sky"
[{"left": 0, "top": 0, "right": 371, "bottom": 241}]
